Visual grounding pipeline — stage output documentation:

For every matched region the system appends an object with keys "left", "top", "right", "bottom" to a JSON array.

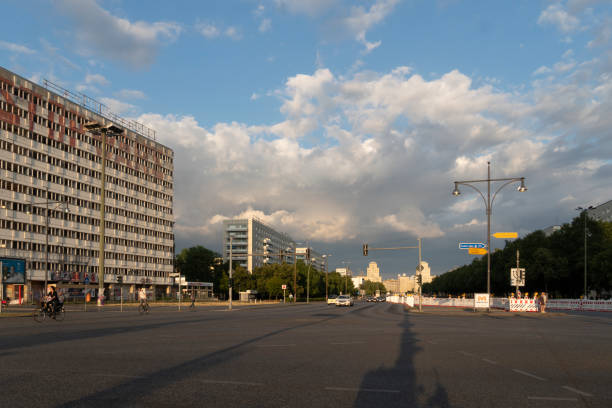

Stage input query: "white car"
[
  {"left": 335, "top": 295, "right": 354, "bottom": 307},
  {"left": 327, "top": 295, "right": 338, "bottom": 305}
]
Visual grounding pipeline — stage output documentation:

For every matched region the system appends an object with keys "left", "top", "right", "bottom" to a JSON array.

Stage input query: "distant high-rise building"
[
  {"left": 366, "top": 261, "right": 382, "bottom": 283},
  {"left": 223, "top": 217, "right": 294, "bottom": 273}
]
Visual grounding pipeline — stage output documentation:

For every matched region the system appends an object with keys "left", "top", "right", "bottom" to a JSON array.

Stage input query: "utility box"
[{"left": 239, "top": 290, "right": 258, "bottom": 302}]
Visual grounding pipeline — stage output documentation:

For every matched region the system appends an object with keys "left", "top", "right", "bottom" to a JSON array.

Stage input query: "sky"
[{"left": 1, "top": 0, "right": 611, "bottom": 279}]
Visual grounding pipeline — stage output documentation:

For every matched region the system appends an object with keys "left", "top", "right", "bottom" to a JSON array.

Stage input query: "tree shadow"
[{"left": 353, "top": 308, "right": 450, "bottom": 408}]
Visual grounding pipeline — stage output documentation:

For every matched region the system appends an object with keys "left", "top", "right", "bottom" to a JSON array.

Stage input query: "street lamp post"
[
  {"left": 306, "top": 257, "right": 316, "bottom": 304},
  {"left": 576, "top": 206, "right": 593, "bottom": 299},
  {"left": 30, "top": 186, "right": 70, "bottom": 299},
  {"left": 322, "top": 254, "right": 331, "bottom": 302},
  {"left": 342, "top": 261, "right": 351, "bottom": 294},
  {"left": 229, "top": 235, "right": 233, "bottom": 311},
  {"left": 452, "top": 161, "right": 527, "bottom": 310},
  {"left": 84, "top": 121, "right": 123, "bottom": 307}
]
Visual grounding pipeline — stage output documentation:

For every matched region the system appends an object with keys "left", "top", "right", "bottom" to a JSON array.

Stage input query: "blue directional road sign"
[{"left": 459, "top": 242, "right": 486, "bottom": 249}]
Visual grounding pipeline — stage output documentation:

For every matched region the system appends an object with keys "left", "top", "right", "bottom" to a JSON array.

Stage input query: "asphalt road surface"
[{"left": 1, "top": 302, "right": 611, "bottom": 408}]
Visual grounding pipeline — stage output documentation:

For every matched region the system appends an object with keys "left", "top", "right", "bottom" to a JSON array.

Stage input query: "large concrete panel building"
[
  {"left": 0, "top": 67, "right": 174, "bottom": 303},
  {"left": 223, "top": 217, "right": 294, "bottom": 273}
]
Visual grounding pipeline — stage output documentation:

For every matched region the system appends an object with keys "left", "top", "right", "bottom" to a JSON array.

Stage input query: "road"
[{"left": 1, "top": 302, "right": 611, "bottom": 407}]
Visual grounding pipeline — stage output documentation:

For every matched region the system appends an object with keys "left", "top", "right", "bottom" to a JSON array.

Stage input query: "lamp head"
[
  {"left": 452, "top": 183, "right": 461, "bottom": 196},
  {"left": 517, "top": 178, "right": 527, "bottom": 192}
]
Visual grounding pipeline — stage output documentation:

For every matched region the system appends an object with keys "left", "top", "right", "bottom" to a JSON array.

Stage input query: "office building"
[
  {"left": 223, "top": 217, "right": 294, "bottom": 273},
  {"left": 0, "top": 67, "right": 174, "bottom": 303}
]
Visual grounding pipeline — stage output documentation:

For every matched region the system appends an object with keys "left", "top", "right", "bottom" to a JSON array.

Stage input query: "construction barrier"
[
  {"left": 547, "top": 299, "right": 612, "bottom": 312},
  {"left": 509, "top": 298, "right": 538, "bottom": 312},
  {"left": 385, "top": 295, "right": 415, "bottom": 307}
]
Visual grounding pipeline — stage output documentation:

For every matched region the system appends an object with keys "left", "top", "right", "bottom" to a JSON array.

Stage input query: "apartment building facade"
[
  {"left": 223, "top": 217, "right": 294, "bottom": 273},
  {"left": 0, "top": 67, "right": 174, "bottom": 303}
]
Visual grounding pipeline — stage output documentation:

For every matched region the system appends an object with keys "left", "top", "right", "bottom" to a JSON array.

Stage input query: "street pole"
[
  {"left": 45, "top": 189, "right": 49, "bottom": 300},
  {"left": 487, "top": 162, "right": 491, "bottom": 311},
  {"left": 452, "top": 161, "right": 527, "bottom": 313},
  {"left": 418, "top": 238, "right": 422, "bottom": 312},
  {"left": 229, "top": 235, "right": 233, "bottom": 311},
  {"left": 98, "top": 128, "right": 106, "bottom": 308},
  {"left": 516, "top": 250, "right": 520, "bottom": 297},
  {"left": 584, "top": 212, "right": 587, "bottom": 299},
  {"left": 293, "top": 250, "right": 297, "bottom": 303}
]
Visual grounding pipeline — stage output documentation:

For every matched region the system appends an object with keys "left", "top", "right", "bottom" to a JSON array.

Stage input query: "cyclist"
[
  {"left": 46, "top": 286, "right": 59, "bottom": 318},
  {"left": 138, "top": 287, "right": 148, "bottom": 309}
]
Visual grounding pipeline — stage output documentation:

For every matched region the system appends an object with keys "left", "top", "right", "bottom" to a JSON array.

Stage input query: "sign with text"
[
  {"left": 510, "top": 268, "right": 526, "bottom": 286},
  {"left": 459, "top": 243, "right": 486, "bottom": 249},
  {"left": 474, "top": 293, "right": 490, "bottom": 309},
  {"left": 468, "top": 248, "right": 488, "bottom": 255},
  {"left": 493, "top": 232, "right": 518, "bottom": 239}
]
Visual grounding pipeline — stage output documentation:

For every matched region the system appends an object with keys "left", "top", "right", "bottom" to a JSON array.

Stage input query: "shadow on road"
[{"left": 354, "top": 305, "right": 450, "bottom": 408}]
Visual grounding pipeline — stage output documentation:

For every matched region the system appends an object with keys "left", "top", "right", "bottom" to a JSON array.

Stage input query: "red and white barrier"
[
  {"left": 547, "top": 299, "right": 612, "bottom": 312},
  {"left": 509, "top": 298, "right": 538, "bottom": 312}
]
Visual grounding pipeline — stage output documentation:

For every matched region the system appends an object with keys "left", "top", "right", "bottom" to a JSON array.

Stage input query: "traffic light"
[
  {"left": 306, "top": 248, "right": 311, "bottom": 259},
  {"left": 416, "top": 274, "right": 422, "bottom": 286},
  {"left": 228, "top": 278, "right": 234, "bottom": 288},
  {"left": 362, "top": 244, "right": 368, "bottom": 256},
  {"left": 117, "top": 276, "right": 123, "bottom": 284}
]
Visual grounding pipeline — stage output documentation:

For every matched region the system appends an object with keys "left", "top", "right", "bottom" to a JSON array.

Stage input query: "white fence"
[{"left": 385, "top": 296, "right": 612, "bottom": 312}]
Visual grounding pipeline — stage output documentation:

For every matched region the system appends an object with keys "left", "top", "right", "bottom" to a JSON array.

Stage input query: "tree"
[
  {"left": 176, "top": 246, "right": 220, "bottom": 283},
  {"left": 360, "top": 280, "right": 386, "bottom": 296}
]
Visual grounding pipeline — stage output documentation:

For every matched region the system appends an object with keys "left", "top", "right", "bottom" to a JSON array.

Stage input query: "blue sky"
[{"left": 2, "top": 0, "right": 612, "bottom": 278}]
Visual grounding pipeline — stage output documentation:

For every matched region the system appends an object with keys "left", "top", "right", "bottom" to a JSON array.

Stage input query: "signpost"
[
  {"left": 468, "top": 248, "right": 488, "bottom": 255},
  {"left": 510, "top": 268, "right": 525, "bottom": 287},
  {"left": 459, "top": 243, "right": 486, "bottom": 249},
  {"left": 492, "top": 232, "right": 518, "bottom": 239},
  {"left": 282, "top": 284, "right": 287, "bottom": 303},
  {"left": 474, "top": 293, "right": 489, "bottom": 310}
]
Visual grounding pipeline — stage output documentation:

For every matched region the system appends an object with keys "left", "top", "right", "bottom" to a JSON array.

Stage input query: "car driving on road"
[
  {"left": 335, "top": 295, "right": 354, "bottom": 307},
  {"left": 327, "top": 295, "right": 338, "bottom": 305}
]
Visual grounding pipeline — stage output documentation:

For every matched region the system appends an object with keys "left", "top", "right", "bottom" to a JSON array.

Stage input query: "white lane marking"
[
  {"left": 256, "top": 344, "right": 296, "bottom": 347},
  {"left": 201, "top": 379, "right": 263, "bottom": 386},
  {"left": 331, "top": 341, "right": 365, "bottom": 345},
  {"left": 325, "top": 387, "right": 400, "bottom": 393},
  {"left": 528, "top": 397, "right": 577, "bottom": 401},
  {"left": 512, "top": 369, "right": 547, "bottom": 381},
  {"left": 458, "top": 350, "right": 476, "bottom": 357},
  {"left": 482, "top": 358, "right": 497, "bottom": 365},
  {"left": 426, "top": 340, "right": 437, "bottom": 344},
  {"left": 562, "top": 386, "right": 593, "bottom": 397}
]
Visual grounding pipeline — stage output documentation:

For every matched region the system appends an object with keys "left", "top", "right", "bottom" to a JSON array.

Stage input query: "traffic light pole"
[{"left": 363, "top": 239, "right": 423, "bottom": 311}]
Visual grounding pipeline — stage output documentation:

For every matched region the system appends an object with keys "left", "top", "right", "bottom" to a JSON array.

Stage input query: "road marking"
[
  {"left": 562, "top": 386, "right": 593, "bottom": 397},
  {"left": 201, "top": 379, "right": 263, "bottom": 386},
  {"left": 256, "top": 344, "right": 296, "bottom": 347},
  {"left": 331, "top": 341, "right": 365, "bottom": 345},
  {"left": 482, "top": 358, "right": 497, "bottom": 365},
  {"left": 512, "top": 369, "right": 546, "bottom": 381},
  {"left": 458, "top": 350, "right": 476, "bottom": 357},
  {"left": 528, "top": 397, "right": 578, "bottom": 401},
  {"left": 325, "top": 387, "right": 400, "bottom": 393}
]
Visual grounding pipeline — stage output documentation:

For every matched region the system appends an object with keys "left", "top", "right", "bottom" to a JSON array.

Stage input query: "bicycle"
[
  {"left": 33, "top": 301, "right": 65, "bottom": 322},
  {"left": 138, "top": 301, "right": 150, "bottom": 315}
]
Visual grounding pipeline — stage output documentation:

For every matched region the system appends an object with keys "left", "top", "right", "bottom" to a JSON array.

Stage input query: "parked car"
[
  {"left": 366, "top": 296, "right": 376, "bottom": 302},
  {"left": 376, "top": 296, "right": 386, "bottom": 302},
  {"left": 327, "top": 295, "right": 338, "bottom": 305},
  {"left": 336, "top": 295, "right": 354, "bottom": 307}
]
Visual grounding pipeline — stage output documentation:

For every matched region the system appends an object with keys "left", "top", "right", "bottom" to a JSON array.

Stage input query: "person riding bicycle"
[
  {"left": 138, "top": 288, "right": 148, "bottom": 308},
  {"left": 46, "top": 286, "right": 59, "bottom": 318}
]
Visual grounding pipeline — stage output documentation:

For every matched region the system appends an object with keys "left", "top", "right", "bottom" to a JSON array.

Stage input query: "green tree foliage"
[
  {"left": 175, "top": 246, "right": 223, "bottom": 295},
  {"left": 424, "top": 216, "right": 612, "bottom": 298},
  {"left": 360, "top": 280, "right": 387, "bottom": 296}
]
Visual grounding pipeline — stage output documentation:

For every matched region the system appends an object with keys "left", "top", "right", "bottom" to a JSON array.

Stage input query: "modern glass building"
[{"left": 0, "top": 66, "right": 174, "bottom": 303}]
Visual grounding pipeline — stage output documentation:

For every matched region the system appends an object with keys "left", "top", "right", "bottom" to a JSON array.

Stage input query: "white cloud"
[
  {"left": 342, "top": 0, "right": 399, "bottom": 53},
  {"left": 274, "top": 0, "right": 339, "bottom": 16},
  {"left": 99, "top": 97, "right": 136, "bottom": 115},
  {"left": 224, "top": 26, "right": 242, "bottom": 40},
  {"left": 533, "top": 66, "right": 553, "bottom": 76},
  {"left": 57, "top": 0, "right": 182, "bottom": 68},
  {"left": 538, "top": 4, "right": 580, "bottom": 33},
  {"left": 251, "top": 93, "right": 260, "bottom": 100},
  {"left": 259, "top": 18, "right": 272, "bottom": 33},
  {"left": 115, "top": 89, "right": 146, "bottom": 99},
  {"left": 85, "top": 73, "right": 109, "bottom": 86},
  {"left": 0, "top": 40, "right": 35, "bottom": 54},
  {"left": 196, "top": 22, "right": 220, "bottom": 39}
]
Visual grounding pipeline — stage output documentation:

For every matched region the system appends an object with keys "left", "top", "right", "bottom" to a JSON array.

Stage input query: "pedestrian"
[
  {"left": 190, "top": 290, "right": 196, "bottom": 308},
  {"left": 540, "top": 292, "right": 547, "bottom": 313}
]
